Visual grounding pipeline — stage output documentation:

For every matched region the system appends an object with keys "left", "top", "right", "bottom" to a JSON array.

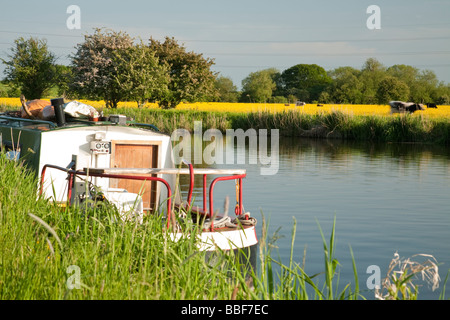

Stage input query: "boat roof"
[{"left": 0, "top": 113, "right": 160, "bottom": 134}]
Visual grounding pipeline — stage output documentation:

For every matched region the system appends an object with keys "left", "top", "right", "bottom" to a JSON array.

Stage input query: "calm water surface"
[{"left": 180, "top": 137, "right": 450, "bottom": 299}]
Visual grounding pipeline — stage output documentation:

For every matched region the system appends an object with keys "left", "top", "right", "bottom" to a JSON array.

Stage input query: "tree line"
[
  {"left": 236, "top": 59, "right": 450, "bottom": 105},
  {"left": 1, "top": 29, "right": 217, "bottom": 108},
  {"left": 2, "top": 28, "right": 449, "bottom": 107}
]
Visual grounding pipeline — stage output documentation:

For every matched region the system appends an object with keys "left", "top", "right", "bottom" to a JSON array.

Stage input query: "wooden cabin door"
[{"left": 110, "top": 141, "right": 160, "bottom": 212}]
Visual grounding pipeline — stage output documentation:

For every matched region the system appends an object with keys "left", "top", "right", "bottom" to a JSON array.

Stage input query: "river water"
[{"left": 178, "top": 136, "right": 450, "bottom": 300}]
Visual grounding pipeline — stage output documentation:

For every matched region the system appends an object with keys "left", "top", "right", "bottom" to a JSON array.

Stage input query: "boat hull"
[
  {"left": 1, "top": 113, "right": 258, "bottom": 256},
  {"left": 205, "top": 240, "right": 258, "bottom": 281},
  {"left": 171, "top": 224, "right": 258, "bottom": 277}
]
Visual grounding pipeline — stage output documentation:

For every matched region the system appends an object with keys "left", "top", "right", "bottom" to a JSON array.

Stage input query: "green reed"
[
  {"left": 0, "top": 152, "right": 237, "bottom": 299},
  {"left": 103, "top": 107, "right": 450, "bottom": 145},
  {"left": 249, "top": 214, "right": 361, "bottom": 300},
  {"left": 0, "top": 152, "right": 447, "bottom": 300},
  {"left": 2, "top": 103, "right": 449, "bottom": 144}
]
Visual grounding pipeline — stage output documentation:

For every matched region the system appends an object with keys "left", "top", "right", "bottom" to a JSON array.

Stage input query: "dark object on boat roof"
[{"left": 51, "top": 98, "right": 66, "bottom": 127}]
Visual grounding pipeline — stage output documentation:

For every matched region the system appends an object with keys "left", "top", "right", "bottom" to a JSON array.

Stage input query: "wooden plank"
[{"left": 84, "top": 167, "right": 247, "bottom": 175}]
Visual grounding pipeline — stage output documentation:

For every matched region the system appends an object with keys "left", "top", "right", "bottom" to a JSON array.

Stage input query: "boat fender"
[
  {"left": 232, "top": 213, "right": 257, "bottom": 226},
  {"left": 203, "top": 216, "right": 238, "bottom": 230}
]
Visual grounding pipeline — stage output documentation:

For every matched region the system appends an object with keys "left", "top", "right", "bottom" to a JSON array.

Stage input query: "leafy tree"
[
  {"left": 278, "top": 64, "right": 331, "bottom": 102},
  {"left": 387, "top": 64, "right": 425, "bottom": 102},
  {"left": 214, "top": 76, "right": 239, "bottom": 102},
  {"left": 0, "top": 80, "right": 20, "bottom": 97},
  {"left": 2, "top": 37, "right": 56, "bottom": 99},
  {"left": 375, "top": 76, "right": 410, "bottom": 103},
  {"left": 148, "top": 37, "right": 217, "bottom": 109},
  {"left": 413, "top": 70, "right": 439, "bottom": 103},
  {"left": 112, "top": 43, "right": 169, "bottom": 108},
  {"left": 318, "top": 91, "right": 332, "bottom": 103},
  {"left": 268, "top": 95, "right": 288, "bottom": 103},
  {"left": 387, "top": 64, "right": 418, "bottom": 86},
  {"left": 362, "top": 57, "right": 385, "bottom": 73},
  {"left": 0, "top": 81, "right": 8, "bottom": 97},
  {"left": 266, "top": 68, "right": 283, "bottom": 97},
  {"left": 54, "top": 64, "right": 73, "bottom": 98},
  {"left": 325, "top": 66, "right": 363, "bottom": 103},
  {"left": 70, "top": 28, "right": 134, "bottom": 108},
  {"left": 433, "top": 83, "right": 450, "bottom": 104},
  {"left": 359, "top": 58, "right": 386, "bottom": 104},
  {"left": 240, "top": 69, "right": 277, "bottom": 103}
]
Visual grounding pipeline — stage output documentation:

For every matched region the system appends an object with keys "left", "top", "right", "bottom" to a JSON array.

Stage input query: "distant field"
[{"left": 1, "top": 97, "right": 449, "bottom": 119}]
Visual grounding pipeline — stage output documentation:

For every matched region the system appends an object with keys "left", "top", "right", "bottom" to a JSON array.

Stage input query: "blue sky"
[{"left": 1, "top": 0, "right": 449, "bottom": 89}]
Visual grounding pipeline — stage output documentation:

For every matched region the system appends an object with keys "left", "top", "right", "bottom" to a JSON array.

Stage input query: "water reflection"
[
  {"left": 278, "top": 137, "right": 449, "bottom": 167},
  {"left": 177, "top": 137, "right": 450, "bottom": 300}
]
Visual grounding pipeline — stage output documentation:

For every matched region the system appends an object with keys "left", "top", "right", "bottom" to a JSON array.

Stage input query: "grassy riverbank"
[
  {"left": 2, "top": 98, "right": 450, "bottom": 144},
  {"left": 1, "top": 153, "right": 447, "bottom": 300},
  {"left": 0, "top": 152, "right": 356, "bottom": 300},
  {"left": 104, "top": 107, "right": 450, "bottom": 145},
  {"left": 0, "top": 153, "right": 252, "bottom": 299}
]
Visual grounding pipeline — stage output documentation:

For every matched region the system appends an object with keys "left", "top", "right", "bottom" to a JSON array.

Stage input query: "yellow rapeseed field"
[{"left": 1, "top": 97, "right": 449, "bottom": 119}]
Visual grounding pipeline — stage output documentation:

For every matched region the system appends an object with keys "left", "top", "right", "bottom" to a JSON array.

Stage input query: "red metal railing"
[
  {"left": 39, "top": 161, "right": 246, "bottom": 231},
  {"left": 182, "top": 159, "right": 194, "bottom": 208},
  {"left": 208, "top": 174, "right": 246, "bottom": 230},
  {"left": 40, "top": 164, "right": 174, "bottom": 228}
]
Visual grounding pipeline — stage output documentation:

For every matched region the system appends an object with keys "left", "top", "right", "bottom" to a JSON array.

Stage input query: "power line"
[
  {"left": 0, "top": 30, "right": 83, "bottom": 38},
  {"left": 1, "top": 39, "right": 449, "bottom": 57},
  {"left": 1, "top": 48, "right": 449, "bottom": 60},
  {"left": 1, "top": 29, "right": 449, "bottom": 74},
  {"left": 1, "top": 41, "right": 449, "bottom": 59},
  {"left": 1, "top": 29, "right": 450, "bottom": 44},
  {"left": 0, "top": 42, "right": 74, "bottom": 50},
  {"left": 213, "top": 64, "right": 450, "bottom": 69},
  {"left": 204, "top": 51, "right": 450, "bottom": 57},
  {"left": 179, "top": 36, "right": 450, "bottom": 44}
]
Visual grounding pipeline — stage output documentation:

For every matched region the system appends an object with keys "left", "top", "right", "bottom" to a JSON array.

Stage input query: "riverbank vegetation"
[
  {"left": 1, "top": 98, "right": 450, "bottom": 145},
  {"left": 0, "top": 152, "right": 446, "bottom": 300},
  {"left": 115, "top": 104, "right": 450, "bottom": 145},
  {"left": 109, "top": 103, "right": 450, "bottom": 145}
]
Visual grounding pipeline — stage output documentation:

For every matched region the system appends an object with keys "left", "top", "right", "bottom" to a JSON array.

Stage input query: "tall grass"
[
  {"left": 0, "top": 153, "right": 447, "bottom": 299},
  {"left": 103, "top": 107, "right": 450, "bottom": 145},
  {"left": 251, "top": 214, "right": 361, "bottom": 300},
  {"left": 1, "top": 101, "right": 449, "bottom": 144},
  {"left": 0, "top": 153, "right": 241, "bottom": 299}
]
